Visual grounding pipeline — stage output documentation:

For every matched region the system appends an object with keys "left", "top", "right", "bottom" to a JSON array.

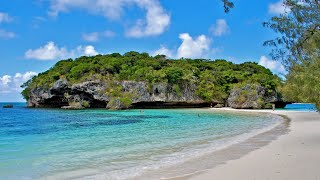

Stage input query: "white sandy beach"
[{"left": 189, "top": 108, "right": 320, "bottom": 180}]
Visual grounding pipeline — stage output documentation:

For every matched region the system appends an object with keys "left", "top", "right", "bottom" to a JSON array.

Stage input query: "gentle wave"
[
  {"left": 52, "top": 114, "right": 284, "bottom": 180},
  {"left": 0, "top": 106, "right": 285, "bottom": 180}
]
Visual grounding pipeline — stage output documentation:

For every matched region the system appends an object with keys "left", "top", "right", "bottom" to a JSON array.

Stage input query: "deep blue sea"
[{"left": 0, "top": 103, "right": 288, "bottom": 179}]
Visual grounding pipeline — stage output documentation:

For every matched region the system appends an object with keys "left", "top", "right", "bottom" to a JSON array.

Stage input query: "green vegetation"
[
  {"left": 68, "top": 102, "right": 83, "bottom": 108},
  {"left": 173, "top": 84, "right": 182, "bottom": 97},
  {"left": 280, "top": 57, "right": 320, "bottom": 108},
  {"left": 82, "top": 101, "right": 90, "bottom": 108},
  {"left": 104, "top": 81, "right": 137, "bottom": 109},
  {"left": 22, "top": 52, "right": 280, "bottom": 105},
  {"left": 264, "top": 0, "right": 320, "bottom": 109},
  {"left": 221, "top": 0, "right": 234, "bottom": 13}
]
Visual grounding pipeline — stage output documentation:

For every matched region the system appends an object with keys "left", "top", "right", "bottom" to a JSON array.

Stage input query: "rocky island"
[{"left": 21, "top": 52, "right": 287, "bottom": 109}]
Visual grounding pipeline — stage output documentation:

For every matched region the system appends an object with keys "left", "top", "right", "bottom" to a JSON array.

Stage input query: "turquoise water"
[
  {"left": 0, "top": 103, "right": 281, "bottom": 179},
  {"left": 281, "top": 103, "right": 317, "bottom": 112}
]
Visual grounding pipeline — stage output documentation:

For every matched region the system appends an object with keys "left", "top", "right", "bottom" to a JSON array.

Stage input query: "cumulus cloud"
[
  {"left": 0, "top": 29, "right": 15, "bottom": 39},
  {"left": 49, "top": 0, "right": 170, "bottom": 38},
  {"left": 0, "top": 12, "right": 13, "bottom": 23},
  {"left": 269, "top": 0, "right": 291, "bottom": 14},
  {"left": 153, "top": 33, "right": 212, "bottom": 59},
  {"left": 82, "top": 30, "right": 116, "bottom": 42},
  {"left": 0, "top": 72, "right": 37, "bottom": 94},
  {"left": 258, "top": 56, "right": 286, "bottom": 73},
  {"left": 152, "top": 45, "right": 174, "bottom": 58},
  {"left": 0, "top": 75, "right": 11, "bottom": 86},
  {"left": 25, "top": 41, "right": 99, "bottom": 60},
  {"left": 125, "top": 0, "right": 170, "bottom": 38},
  {"left": 25, "top": 41, "right": 70, "bottom": 60},
  {"left": 77, "top": 45, "right": 98, "bottom": 56},
  {"left": 177, "top": 33, "right": 211, "bottom": 59},
  {"left": 210, "top": 19, "right": 229, "bottom": 37}
]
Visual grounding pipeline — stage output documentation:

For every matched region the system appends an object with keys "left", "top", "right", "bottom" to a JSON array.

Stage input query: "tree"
[
  {"left": 263, "top": 0, "right": 320, "bottom": 68},
  {"left": 222, "top": 0, "right": 234, "bottom": 13},
  {"left": 264, "top": 0, "right": 320, "bottom": 108}
]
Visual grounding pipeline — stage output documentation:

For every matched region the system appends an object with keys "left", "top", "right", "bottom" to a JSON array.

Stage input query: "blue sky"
[{"left": 0, "top": 0, "right": 287, "bottom": 102}]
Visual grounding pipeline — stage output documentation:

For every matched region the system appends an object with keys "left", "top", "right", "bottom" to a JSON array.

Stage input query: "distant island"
[{"left": 21, "top": 52, "right": 288, "bottom": 109}]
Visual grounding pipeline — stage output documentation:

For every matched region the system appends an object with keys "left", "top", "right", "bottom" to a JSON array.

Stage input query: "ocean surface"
[
  {"left": 281, "top": 103, "right": 317, "bottom": 112},
  {"left": 0, "top": 103, "right": 286, "bottom": 179}
]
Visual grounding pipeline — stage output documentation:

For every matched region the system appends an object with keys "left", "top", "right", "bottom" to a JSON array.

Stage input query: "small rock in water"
[
  {"left": 3, "top": 104, "right": 13, "bottom": 108},
  {"left": 61, "top": 105, "right": 84, "bottom": 110},
  {"left": 214, "top": 104, "right": 224, "bottom": 108}
]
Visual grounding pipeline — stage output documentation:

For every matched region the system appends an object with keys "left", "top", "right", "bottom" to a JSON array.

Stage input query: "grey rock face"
[
  {"left": 120, "top": 81, "right": 203, "bottom": 103},
  {"left": 27, "top": 79, "right": 205, "bottom": 109},
  {"left": 52, "top": 79, "right": 68, "bottom": 92},
  {"left": 61, "top": 105, "right": 84, "bottom": 110},
  {"left": 27, "top": 80, "right": 285, "bottom": 109},
  {"left": 71, "top": 81, "right": 110, "bottom": 102},
  {"left": 227, "top": 84, "right": 281, "bottom": 109},
  {"left": 27, "top": 88, "right": 55, "bottom": 107},
  {"left": 213, "top": 104, "right": 224, "bottom": 108}
]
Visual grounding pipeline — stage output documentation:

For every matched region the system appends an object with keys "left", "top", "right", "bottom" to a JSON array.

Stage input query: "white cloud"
[
  {"left": 0, "top": 12, "right": 13, "bottom": 23},
  {"left": 103, "top": 30, "right": 116, "bottom": 38},
  {"left": 25, "top": 41, "right": 70, "bottom": 60},
  {"left": 0, "top": 29, "right": 16, "bottom": 39},
  {"left": 153, "top": 33, "right": 213, "bottom": 59},
  {"left": 49, "top": 0, "right": 170, "bottom": 38},
  {"left": 177, "top": 33, "right": 211, "bottom": 59},
  {"left": 152, "top": 45, "right": 174, "bottom": 58},
  {"left": 77, "top": 45, "right": 98, "bottom": 56},
  {"left": 0, "top": 75, "right": 11, "bottom": 86},
  {"left": 0, "top": 12, "right": 15, "bottom": 39},
  {"left": 210, "top": 19, "right": 229, "bottom": 37},
  {"left": 258, "top": 56, "right": 286, "bottom": 73},
  {"left": 49, "top": 0, "right": 124, "bottom": 19},
  {"left": 82, "top": 30, "right": 116, "bottom": 42},
  {"left": 25, "top": 41, "right": 99, "bottom": 60},
  {"left": 0, "top": 72, "right": 37, "bottom": 94},
  {"left": 82, "top": 32, "right": 99, "bottom": 42},
  {"left": 269, "top": 0, "right": 291, "bottom": 14},
  {"left": 32, "top": 16, "right": 47, "bottom": 29},
  {"left": 125, "top": 0, "right": 170, "bottom": 38}
]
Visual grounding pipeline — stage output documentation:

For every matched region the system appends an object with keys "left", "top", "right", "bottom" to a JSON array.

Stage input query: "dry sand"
[{"left": 189, "top": 108, "right": 320, "bottom": 180}]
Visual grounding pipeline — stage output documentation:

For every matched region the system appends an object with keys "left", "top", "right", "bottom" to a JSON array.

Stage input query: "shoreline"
[
  {"left": 38, "top": 108, "right": 285, "bottom": 180},
  {"left": 186, "top": 108, "right": 320, "bottom": 180},
  {"left": 137, "top": 108, "right": 289, "bottom": 180}
]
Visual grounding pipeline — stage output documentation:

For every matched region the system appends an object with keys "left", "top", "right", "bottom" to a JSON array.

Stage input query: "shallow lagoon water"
[
  {"left": 282, "top": 103, "right": 317, "bottom": 112},
  {"left": 0, "top": 103, "right": 282, "bottom": 179}
]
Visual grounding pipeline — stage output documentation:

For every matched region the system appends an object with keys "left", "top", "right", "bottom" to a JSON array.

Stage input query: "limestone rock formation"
[
  {"left": 227, "top": 84, "right": 284, "bottom": 109},
  {"left": 26, "top": 79, "right": 207, "bottom": 109},
  {"left": 26, "top": 80, "right": 287, "bottom": 109},
  {"left": 213, "top": 104, "right": 224, "bottom": 108}
]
